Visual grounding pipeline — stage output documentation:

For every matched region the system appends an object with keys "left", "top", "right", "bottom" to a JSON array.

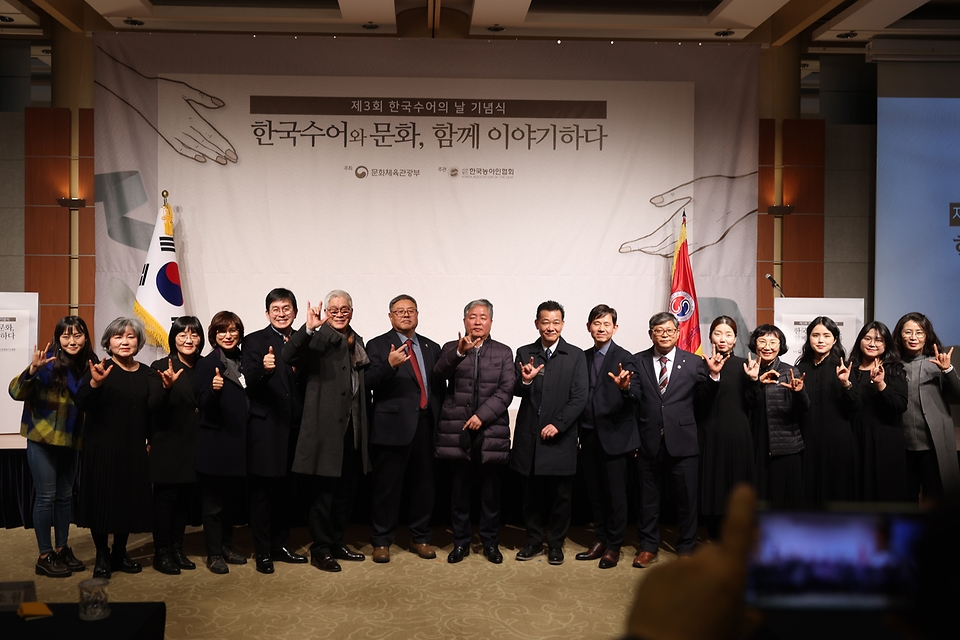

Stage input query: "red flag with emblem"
[{"left": 669, "top": 212, "right": 702, "bottom": 355}]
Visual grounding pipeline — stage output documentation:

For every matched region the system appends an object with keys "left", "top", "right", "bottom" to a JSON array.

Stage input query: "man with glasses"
[
  {"left": 283, "top": 290, "right": 371, "bottom": 572},
  {"left": 364, "top": 295, "right": 444, "bottom": 563},
  {"left": 242, "top": 288, "right": 308, "bottom": 573},
  {"left": 633, "top": 312, "right": 723, "bottom": 569}
]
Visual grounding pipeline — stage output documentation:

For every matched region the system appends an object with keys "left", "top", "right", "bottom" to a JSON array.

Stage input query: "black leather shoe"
[
  {"left": 222, "top": 548, "right": 248, "bottom": 565},
  {"left": 515, "top": 544, "right": 544, "bottom": 561},
  {"left": 111, "top": 552, "right": 143, "bottom": 574},
  {"left": 256, "top": 555, "right": 275, "bottom": 574},
  {"left": 548, "top": 547, "right": 564, "bottom": 565},
  {"left": 93, "top": 551, "right": 111, "bottom": 579},
  {"left": 153, "top": 548, "right": 181, "bottom": 575},
  {"left": 56, "top": 546, "right": 86, "bottom": 572},
  {"left": 171, "top": 544, "right": 196, "bottom": 570},
  {"left": 206, "top": 555, "right": 229, "bottom": 574},
  {"left": 271, "top": 547, "right": 308, "bottom": 564},
  {"left": 331, "top": 544, "right": 365, "bottom": 561},
  {"left": 599, "top": 549, "right": 620, "bottom": 569},
  {"left": 36, "top": 554, "right": 71, "bottom": 577},
  {"left": 483, "top": 545, "right": 503, "bottom": 564},
  {"left": 575, "top": 541, "right": 606, "bottom": 561},
  {"left": 447, "top": 545, "right": 470, "bottom": 564},
  {"left": 311, "top": 553, "right": 341, "bottom": 573}
]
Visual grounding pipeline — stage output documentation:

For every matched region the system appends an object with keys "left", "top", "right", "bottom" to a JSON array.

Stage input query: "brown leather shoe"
[
  {"left": 372, "top": 546, "right": 390, "bottom": 563},
  {"left": 410, "top": 543, "right": 436, "bottom": 560},
  {"left": 598, "top": 549, "right": 620, "bottom": 569},
  {"left": 575, "top": 541, "right": 606, "bottom": 561},
  {"left": 633, "top": 551, "right": 658, "bottom": 568}
]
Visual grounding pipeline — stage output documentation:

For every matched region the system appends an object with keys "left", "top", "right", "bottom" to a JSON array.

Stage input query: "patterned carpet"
[{"left": 0, "top": 524, "right": 666, "bottom": 639}]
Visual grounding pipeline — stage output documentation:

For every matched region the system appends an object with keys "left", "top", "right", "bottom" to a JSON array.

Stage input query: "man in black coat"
[
  {"left": 511, "top": 301, "right": 587, "bottom": 565},
  {"left": 364, "top": 294, "right": 443, "bottom": 563},
  {"left": 577, "top": 304, "right": 641, "bottom": 569},
  {"left": 633, "top": 311, "right": 722, "bottom": 568},
  {"left": 242, "top": 288, "right": 307, "bottom": 574}
]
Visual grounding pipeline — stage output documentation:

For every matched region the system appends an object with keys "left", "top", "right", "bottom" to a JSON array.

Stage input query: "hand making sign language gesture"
[
  {"left": 304, "top": 300, "right": 326, "bottom": 331},
  {"left": 743, "top": 353, "right": 760, "bottom": 381},
  {"left": 457, "top": 331, "right": 482, "bottom": 356},
  {"left": 704, "top": 348, "right": 727, "bottom": 379},
  {"left": 158, "top": 358, "right": 184, "bottom": 389},
  {"left": 836, "top": 359, "right": 853, "bottom": 389},
  {"left": 387, "top": 342, "right": 410, "bottom": 367},
  {"left": 28, "top": 342, "right": 55, "bottom": 376},
  {"left": 930, "top": 344, "right": 955, "bottom": 371},
  {"left": 88, "top": 359, "right": 115, "bottom": 389},
  {"left": 519, "top": 357, "right": 544, "bottom": 384},
  {"left": 608, "top": 362, "right": 633, "bottom": 390}
]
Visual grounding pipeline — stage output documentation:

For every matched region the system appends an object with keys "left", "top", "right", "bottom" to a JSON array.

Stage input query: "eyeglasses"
[
  {"left": 216, "top": 328, "right": 240, "bottom": 336},
  {"left": 862, "top": 336, "right": 884, "bottom": 345},
  {"left": 175, "top": 332, "right": 200, "bottom": 343},
  {"left": 268, "top": 305, "right": 293, "bottom": 316},
  {"left": 651, "top": 328, "right": 677, "bottom": 337},
  {"left": 901, "top": 330, "right": 925, "bottom": 338},
  {"left": 756, "top": 339, "right": 781, "bottom": 348},
  {"left": 391, "top": 308, "right": 417, "bottom": 318},
  {"left": 327, "top": 307, "right": 352, "bottom": 318}
]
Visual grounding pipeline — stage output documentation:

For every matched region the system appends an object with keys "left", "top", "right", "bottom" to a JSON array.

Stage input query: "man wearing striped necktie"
[{"left": 633, "top": 312, "right": 724, "bottom": 569}]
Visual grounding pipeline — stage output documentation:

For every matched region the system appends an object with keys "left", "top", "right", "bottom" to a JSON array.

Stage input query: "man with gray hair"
[
  {"left": 434, "top": 299, "right": 516, "bottom": 564},
  {"left": 283, "top": 290, "right": 370, "bottom": 573}
]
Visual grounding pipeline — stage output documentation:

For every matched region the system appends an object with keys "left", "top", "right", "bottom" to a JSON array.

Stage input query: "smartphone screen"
[{"left": 746, "top": 509, "right": 926, "bottom": 610}]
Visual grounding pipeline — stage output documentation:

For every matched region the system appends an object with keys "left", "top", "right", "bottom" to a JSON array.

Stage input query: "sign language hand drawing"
[
  {"left": 95, "top": 46, "right": 238, "bottom": 165},
  {"left": 618, "top": 172, "right": 758, "bottom": 257}
]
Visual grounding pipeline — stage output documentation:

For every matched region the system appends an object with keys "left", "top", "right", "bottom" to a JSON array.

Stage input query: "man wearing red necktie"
[{"left": 364, "top": 294, "right": 444, "bottom": 563}]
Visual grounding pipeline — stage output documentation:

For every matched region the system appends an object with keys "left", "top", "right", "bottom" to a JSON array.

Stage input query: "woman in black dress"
[
  {"left": 849, "top": 321, "right": 908, "bottom": 502},
  {"left": 76, "top": 317, "right": 162, "bottom": 578},
  {"left": 150, "top": 316, "right": 205, "bottom": 574},
  {"left": 195, "top": 310, "right": 249, "bottom": 574},
  {"left": 745, "top": 324, "right": 808, "bottom": 507},
  {"left": 796, "top": 316, "right": 860, "bottom": 503},
  {"left": 696, "top": 316, "right": 755, "bottom": 538}
]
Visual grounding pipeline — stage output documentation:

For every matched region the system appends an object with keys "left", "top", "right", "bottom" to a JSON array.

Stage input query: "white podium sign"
[
  {"left": 0, "top": 293, "right": 39, "bottom": 445},
  {"left": 774, "top": 298, "right": 865, "bottom": 366}
]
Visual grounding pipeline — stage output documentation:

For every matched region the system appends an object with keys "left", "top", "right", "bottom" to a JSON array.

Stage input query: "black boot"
[
  {"left": 111, "top": 547, "right": 142, "bottom": 574},
  {"left": 153, "top": 547, "right": 181, "bottom": 575},
  {"left": 171, "top": 544, "right": 196, "bottom": 570},
  {"left": 93, "top": 550, "right": 111, "bottom": 579}
]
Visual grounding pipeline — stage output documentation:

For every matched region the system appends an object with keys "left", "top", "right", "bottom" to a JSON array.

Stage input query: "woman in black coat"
[
  {"left": 848, "top": 321, "right": 908, "bottom": 502},
  {"left": 195, "top": 310, "right": 248, "bottom": 574},
  {"left": 745, "top": 324, "right": 809, "bottom": 508},
  {"left": 796, "top": 316, "right": 860, "bottom": 503},
  {"left": 696, "top": 316, "right": 755, "bottom": 538},
  {"left": 150, "top": 316, "right": 205, "bottom": 574}
]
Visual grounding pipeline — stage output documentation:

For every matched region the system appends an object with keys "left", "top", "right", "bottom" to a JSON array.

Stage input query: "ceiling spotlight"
[
  {"left": 42, "top": 48, "right": 52, "bottom": 55},
  {"left": 837, "top": 31, "right": 857, "bottom": 39},
  {"left": 800, "top": 62, "right": 809, "bottom": 69},
  {"left": 557, "top": 39, "right": 561, "bottom": 44},
  {"left": 362, "top": 22, "right": 379, "bottom": 30},
  {"left": 0, "top": 15, "right": 14, "bottom": 23},
  {"left": 123, "top": 18, "right": 144, "bottom": 26},
  {"left": 610, "top": 40, "right": 614, "bottom": 45},
  {"left": 714, "top": 30, "right": 734, "bottom": 37},
  {"left": 487, "top": 25, "right": 504, "bottom": 32}
]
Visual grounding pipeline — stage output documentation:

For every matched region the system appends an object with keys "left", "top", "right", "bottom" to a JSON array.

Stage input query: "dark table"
[{"left": 1, "top": 602, "right": 165, "bottom": 639}]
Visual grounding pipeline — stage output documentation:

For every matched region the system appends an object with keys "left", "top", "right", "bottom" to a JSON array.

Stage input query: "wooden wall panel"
[
  {"left": 25, "top": 256, "right": 70, "bottom": 304},
  {"left": 757, "top": 215, "right": 775, "bottom": 261},
  {"left": 79, "top": 158, "right": 95, "bottom": 203},
  {"left": 781, "top": 262, "right": 824, "bottom": 298},
  {"left": 758, "top": 167, "right": 776, "bottom": 214},
  {"left": 782, "top": 166, "right": 825, "bottom": 214},
  {"left": 757, "top": 260, "right": 775, "bottom": 311},
  {"left": 24, "top": 157, "right": 71, "bottom": 207},
  {"left": 757, "top": 309, "right": 774, "bottom": 326},
  {"left": 78, "top": 305, "right": 96, "bottom": 340},
  {"left": 782, "top": 215, "right": 824, "bottom": 262},
  {"left": 78, "top": 256, "right": 96, "bottom": 305},
  {"left": 24, "top": 206, "right": 70, "bottom": 255},
  {"left": 24, "top": 108, "right": 71, "bottom": 157},
  {"left": 782, "top": 119, "right": 825, "bottom": 166},
  {"left": 39, "top": 305, "right": 71, "bottom": 345},
  {"left": 759, "top": 118, "right": 775, "bottom": 166},
  {"left": 79, "top": 108, "right": 94, "bottom": 158},
  {"left": 78, "top": 207, "right": 95, "bottom": 255}
]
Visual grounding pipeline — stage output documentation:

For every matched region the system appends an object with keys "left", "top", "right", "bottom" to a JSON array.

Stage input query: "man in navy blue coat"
[{"left": 364, "top": 294, "right": 443, "bottom": 563}]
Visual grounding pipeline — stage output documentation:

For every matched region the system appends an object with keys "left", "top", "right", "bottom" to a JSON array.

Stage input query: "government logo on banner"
[
  {"left": 134, "top": 200, "right": 184, "bottom": 352},
  {"left": 670, "top": 212, "right": 702, "bottom": 356}
]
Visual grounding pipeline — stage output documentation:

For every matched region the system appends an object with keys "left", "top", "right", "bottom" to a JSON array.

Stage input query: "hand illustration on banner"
[
  {"left": 94, "top": 46, "right": 238, "bottom": 165},
  {"left": 619, "top": 172, "right": 758, "bottom": 257}
]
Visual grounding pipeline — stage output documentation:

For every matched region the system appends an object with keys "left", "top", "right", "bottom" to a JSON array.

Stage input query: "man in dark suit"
[
  {"left": 242, "top": 288, "right": 308, "bottom": 574},
  {"left": 577, "top": 304, "right": 641, "bottom": 569},
  {"left": 511, "top": 300, "right": 587, "bottom": 565},
  {"left": 634, "top": 311, "right": 722, "bottom": 568},
  {"left": 283, "top": 290, "right": 370, "bottom": 573},
  {"left": 364, "top": 294, "right": 444, "bottom": 563}
]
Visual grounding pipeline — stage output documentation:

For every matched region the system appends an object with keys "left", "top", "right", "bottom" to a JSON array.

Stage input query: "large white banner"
[{"left": 94, "top": 35, "right": 759, "bottom": 357}]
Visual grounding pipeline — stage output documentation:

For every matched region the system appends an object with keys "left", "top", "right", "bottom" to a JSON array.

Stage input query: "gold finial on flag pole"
[{"left": 162, "top": 190, "right": 169, "bottom": 205}]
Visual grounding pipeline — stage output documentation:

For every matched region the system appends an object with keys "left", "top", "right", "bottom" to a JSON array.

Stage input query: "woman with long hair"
[
  {"left": 849, "top": 321, "right": 909, "bottom": 502},
  {"left": 75, "top": 317, "right": 163, "bottom": 578},
  {"left": 150, "top": 316, "right": 205, "bottom": 574},
  {"left": 893, "top": 312, "right": 960, "bottom": 504},
  {"left": 195, "top": 310, "right": 249, "bottom": 574},
  {"left": 696, "top": 316, "right": 755, "bottom": 538},
  {"left": 9, "top": 316, "right": 95, "bottom": 577},
  {"left": 796, "top": 316, "right": 860, "bottom": 503},
  {"left": 744, "top": 324, "right": 808, "bottom": 507}
]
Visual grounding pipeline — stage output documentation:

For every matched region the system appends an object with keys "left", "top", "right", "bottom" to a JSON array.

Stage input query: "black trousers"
[
  {"left": 248, "top": 474, "right": 292, "bottom": 556},
  {"left": 579, "top": 428, "right": 630, "bottom": 551},
  {"left": 152, "top": 482, "right": 196, "bottom": 549},
  {"left": 521, "top": 474, "right": 573, "bottom": 549},
  {"left": 369, "top": 410, "right": 435, "bottom": 547},
  {"left": 199, "top": 473, "right": 245, "bottom": 556},
  {"left": 638, "top": 439, "right": 698, "bottom": 555},
  {"left": 450, "top": 440, "right": 502, "bottom": 547},
  {"left": 306, "top": 426, "right": 362, "bottom": 556},
  {"left": 906, "top": 449, "right": 942, "bottom": 503}
]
